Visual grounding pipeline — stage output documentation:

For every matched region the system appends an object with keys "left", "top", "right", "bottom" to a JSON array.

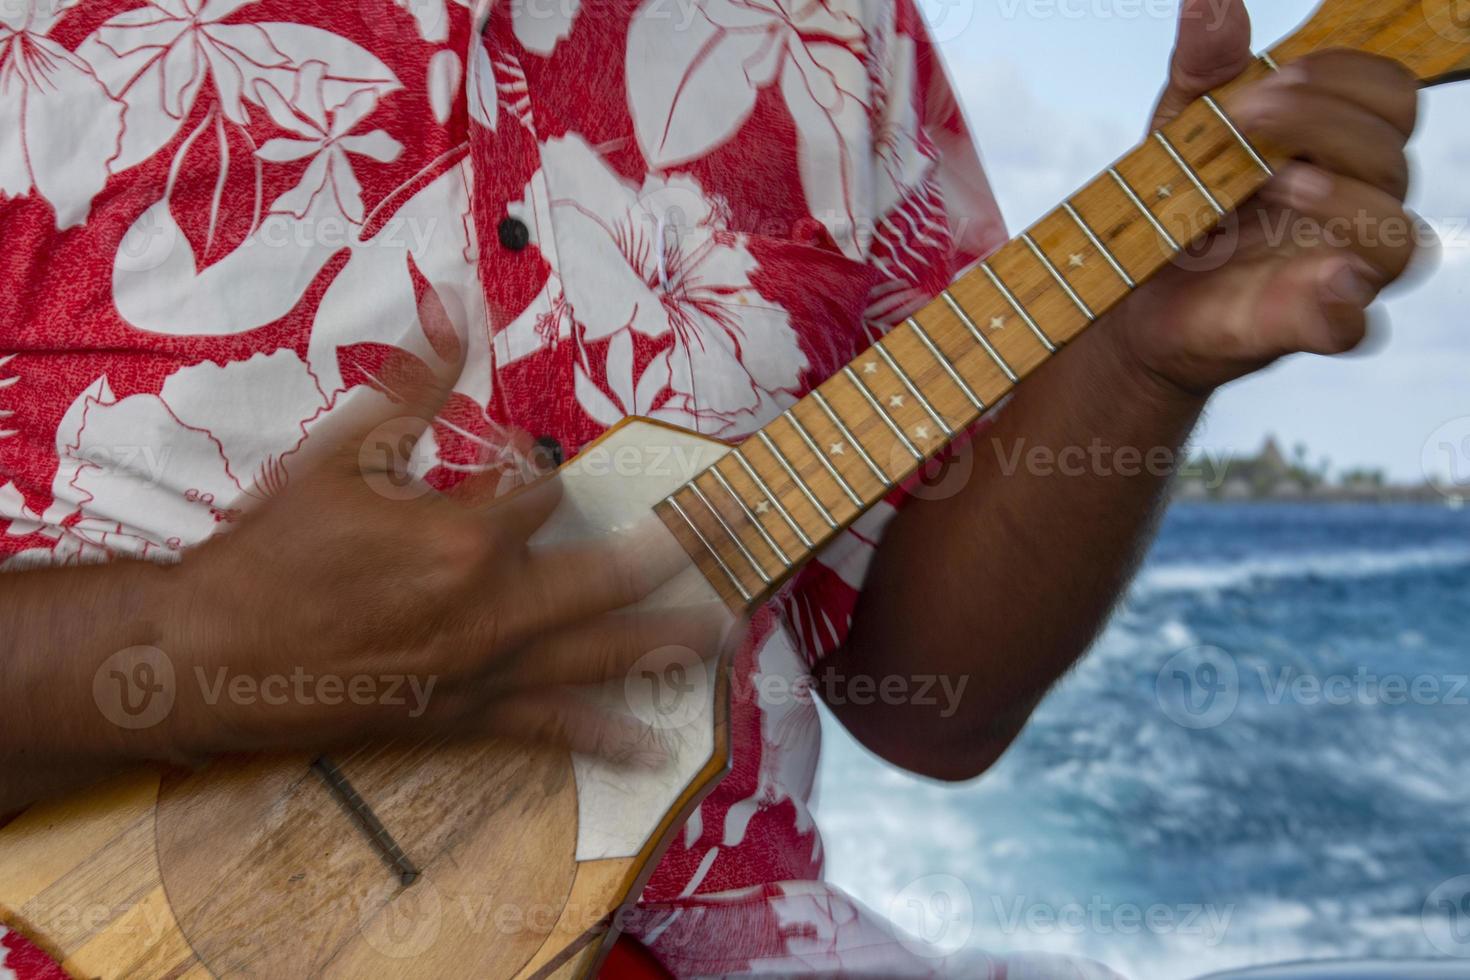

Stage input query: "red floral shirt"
[{"left": 0, "top": 0, "right": 1129, "bottom": 975}]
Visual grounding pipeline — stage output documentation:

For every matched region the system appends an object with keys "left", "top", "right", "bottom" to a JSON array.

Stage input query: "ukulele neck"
[
  {"left": 656, "top": 0, "right": 1470, "bottom": 611},
  {"left": 655, "top": 55, "right": 1279, "bottom": 610}
]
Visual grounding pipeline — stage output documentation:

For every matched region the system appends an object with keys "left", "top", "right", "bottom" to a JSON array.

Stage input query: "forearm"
[
  {"left": 831, "top": 322, "right": 1207, "bottom": 780},
  {"left": 0, "top": 559, "right": 186, "bottom": 814}
]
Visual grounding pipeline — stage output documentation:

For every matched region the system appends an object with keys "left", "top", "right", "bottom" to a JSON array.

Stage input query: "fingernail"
[{"left": 1321, "top": 261, "right": 1377, "bottom": 307}]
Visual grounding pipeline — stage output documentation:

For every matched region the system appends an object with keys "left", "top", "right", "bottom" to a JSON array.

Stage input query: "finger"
[
  {"left": 520, "top": 515, "right": 694, "bottom": 624},
  {"left": 1263, "top": 51, "right": 1419, "bottom": 136},
  {"left": 1256, "top": 250, "right": 1378, "bottom": 357},
  {"left": 440, "top": 424, "right": 550, "bottom": 509},
  {"left": 499, "top": 602, "right": 735, "bottom": 691},
  {"left": 483, "top": 691, "right": 668, "bottom": 767},
  {"left": 1229, "top": 87, "right": 1410, "bottom": 198},
  {"left": 1256, "top": 164, "right": 1420, "bottom": 280},
  {"left": 482, "top": 471, "right": 567, "bottom": 542},
  {"left": 1153, "top": 0, "right": 1252, "bottom": 127}
]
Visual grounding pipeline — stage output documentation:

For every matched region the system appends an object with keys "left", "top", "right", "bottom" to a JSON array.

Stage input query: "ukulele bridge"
[{"left": 310, "top": 756, "right": 421, "bottom": 887}]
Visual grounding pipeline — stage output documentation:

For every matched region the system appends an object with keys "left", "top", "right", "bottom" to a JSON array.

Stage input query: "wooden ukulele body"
[{"left": 0, "top": 418, "right": 736, "bottom": 980}]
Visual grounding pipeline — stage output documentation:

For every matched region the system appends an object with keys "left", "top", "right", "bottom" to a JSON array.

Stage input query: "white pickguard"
[{"left": 527, "top": 420, "right": 736, "bottom": 862}]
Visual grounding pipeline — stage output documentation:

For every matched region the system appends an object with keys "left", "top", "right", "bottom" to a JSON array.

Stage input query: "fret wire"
[
  {"left": 1201, "top": 94, "right": 1274, "bottom": 176},
  {"left": 808, "top": 392, "right": 891, "bottom": 485},
  {"left": 843, "top": 366, "right": 921, "bottom": 461},
  {"left": 687, "top": 482, "right": 771, "bottom": 585},
  {"left": 1152, "top": 131, "right": 1224, "bottom": 216},
  {"left": 784, "top": 409, "right": 865, "bottom": 509},
  {"left": 666, "top": 495, "right": 752, "bottom": 602},
  {"left": 905, "top": 318, "right": 985, "bottom": 412},
  {"left": 1108, "top": 167, "right": 1180, "bottom": 250},
  {"left": 942, "top": 287, "right": 1020, "bottom": 383},
  {"left": 1022, "top": 232, "right": 1095, "bottom": 321},
  {"left": 975, "top": 268, "right": 1054, "bottom": 357},
  {"left": 1061, "top": 202, "right": 1135, "bottom": 288},
  {"left": 1259, "top": 51, "right": 1281, "bottom": 72},
  {"left": 874, "top": 342, "right": 952, "bottom": 436},
  {"left": 707, "top": 465, "right": 791, "bottom": 567},
  {"left": 729, "top": 451, "right": 813, "bottom": 550},
  {"left": 756, "top": 430, "right": 838, "bottom": 529}
]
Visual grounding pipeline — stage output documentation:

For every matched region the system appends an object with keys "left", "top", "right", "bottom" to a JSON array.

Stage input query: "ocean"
[{"left": 817, "top": 502, "right": 1470, "bottom": 979}]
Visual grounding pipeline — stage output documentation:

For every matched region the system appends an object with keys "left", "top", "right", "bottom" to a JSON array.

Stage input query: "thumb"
[{"left": 1152, "top": 0, "right": 1253, "bottom": 128}]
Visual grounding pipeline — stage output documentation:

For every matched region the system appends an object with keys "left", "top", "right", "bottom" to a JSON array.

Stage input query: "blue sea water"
[{"left": 816, "top": 503, "right": 1470, "bottom": 979}]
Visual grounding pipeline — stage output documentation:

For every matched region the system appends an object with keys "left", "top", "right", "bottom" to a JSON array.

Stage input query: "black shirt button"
[
  {"left": 497, "top": 216, "right": 530, "bottom": 251},
  {"left": 533, "top": 435, "right": 564, "bottom": 468}
]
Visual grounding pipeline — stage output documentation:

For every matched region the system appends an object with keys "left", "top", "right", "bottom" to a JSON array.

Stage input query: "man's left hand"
[{"left": 1111, "top": 0, "right": 1423, "bottom": 397}]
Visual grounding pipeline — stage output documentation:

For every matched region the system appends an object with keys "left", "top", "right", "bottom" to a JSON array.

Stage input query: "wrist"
[{"left": 1096, "top": 313, "right": 1219, "bottom": 409}]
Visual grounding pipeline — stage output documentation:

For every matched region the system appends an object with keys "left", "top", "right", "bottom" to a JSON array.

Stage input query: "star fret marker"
[
  {"left": 863, "top": 361, "right": 879, "bottom": 374},
  {"left": 1068, "top": 253, "right": 1086, "bottom": 268},
  {"left": 1156, "top": 184, "right": 1173, "bottom": 200},
  {"left": 755, "top": 500, "right": 770, "bottom": 515},
  {"left": 829, "top": 442, "right": 845, "bottom": 455},
  {"left": 888, "top": 394, "right": 904, "bottom": 408},
  {"left": 913, "top": 424, "right": 932, "bottom": 441},
  {"left": 989, "top": 315, "right": 1006, "bottom": 331}
]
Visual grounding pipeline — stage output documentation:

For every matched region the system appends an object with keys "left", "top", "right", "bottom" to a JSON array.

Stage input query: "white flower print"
[
  {"left": 90, "top": 0, "right": 291, "bottom": 128},
  {"left": 513, "top": 0, "right": 581, "bottom": 55},
  {"left": 255, "top": 62, "right": 404, "bottom": 223},
  {"left": 511, "top": 136, "right": 807, "bottom": 438},
  {"left": 81, "top": 5, "right": 400, "bottom": 172},
  {"left": 7, "top": 350, "right": 330, "bottom": 569},
  {"left": 388, "top": 0, "right": 470, "bottom": 44},
  {"left": 0, "top": 1, "right": 124, "bottom": 228},
  {"left": 626, "top": 0, "right": 872, "bottom": 255}
]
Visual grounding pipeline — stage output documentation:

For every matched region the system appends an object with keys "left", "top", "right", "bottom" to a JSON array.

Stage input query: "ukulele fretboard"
[{"left": 655, "top": 55, "right": 1286, "bottom": 610}]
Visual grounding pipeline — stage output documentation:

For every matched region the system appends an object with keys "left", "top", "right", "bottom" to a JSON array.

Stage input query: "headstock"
[{"left": 1272, "top": 0, "right": 1470, "bottom": 86}]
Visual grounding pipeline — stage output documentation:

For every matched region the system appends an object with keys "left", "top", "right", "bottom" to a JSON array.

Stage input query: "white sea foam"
[{"left": 1133, "top": 545, "right": 1470, "bottom": 597}]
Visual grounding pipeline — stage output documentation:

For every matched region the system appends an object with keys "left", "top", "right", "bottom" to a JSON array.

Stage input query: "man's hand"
[
  {"left": 161, "top": 349, "right": 733, "bottom": 761},
  {"left": 1111, "top": 0, "right": 1423, "bottom": 395},
  {"left": 2, "top": 342, "right": 733, "bottom": 814}
]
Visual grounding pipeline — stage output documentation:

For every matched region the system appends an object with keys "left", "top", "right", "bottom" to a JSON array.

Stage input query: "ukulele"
[{"left": 3, "top": 0, "right": 1468, "bottom": 976}]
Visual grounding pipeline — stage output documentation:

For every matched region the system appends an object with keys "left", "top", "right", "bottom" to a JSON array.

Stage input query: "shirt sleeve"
[{"left": 778, "top": 0, "right": 1008, "bottom": 669}]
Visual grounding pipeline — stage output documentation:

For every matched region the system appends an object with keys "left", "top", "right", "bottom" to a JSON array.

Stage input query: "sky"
[{"left": 917, "top": 0, "right": 1470, "bottom": 482}]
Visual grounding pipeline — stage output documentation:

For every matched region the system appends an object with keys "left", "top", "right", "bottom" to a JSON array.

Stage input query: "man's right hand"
[{"left": 2, "top": 341, "right": 733, "bottom": 813}]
